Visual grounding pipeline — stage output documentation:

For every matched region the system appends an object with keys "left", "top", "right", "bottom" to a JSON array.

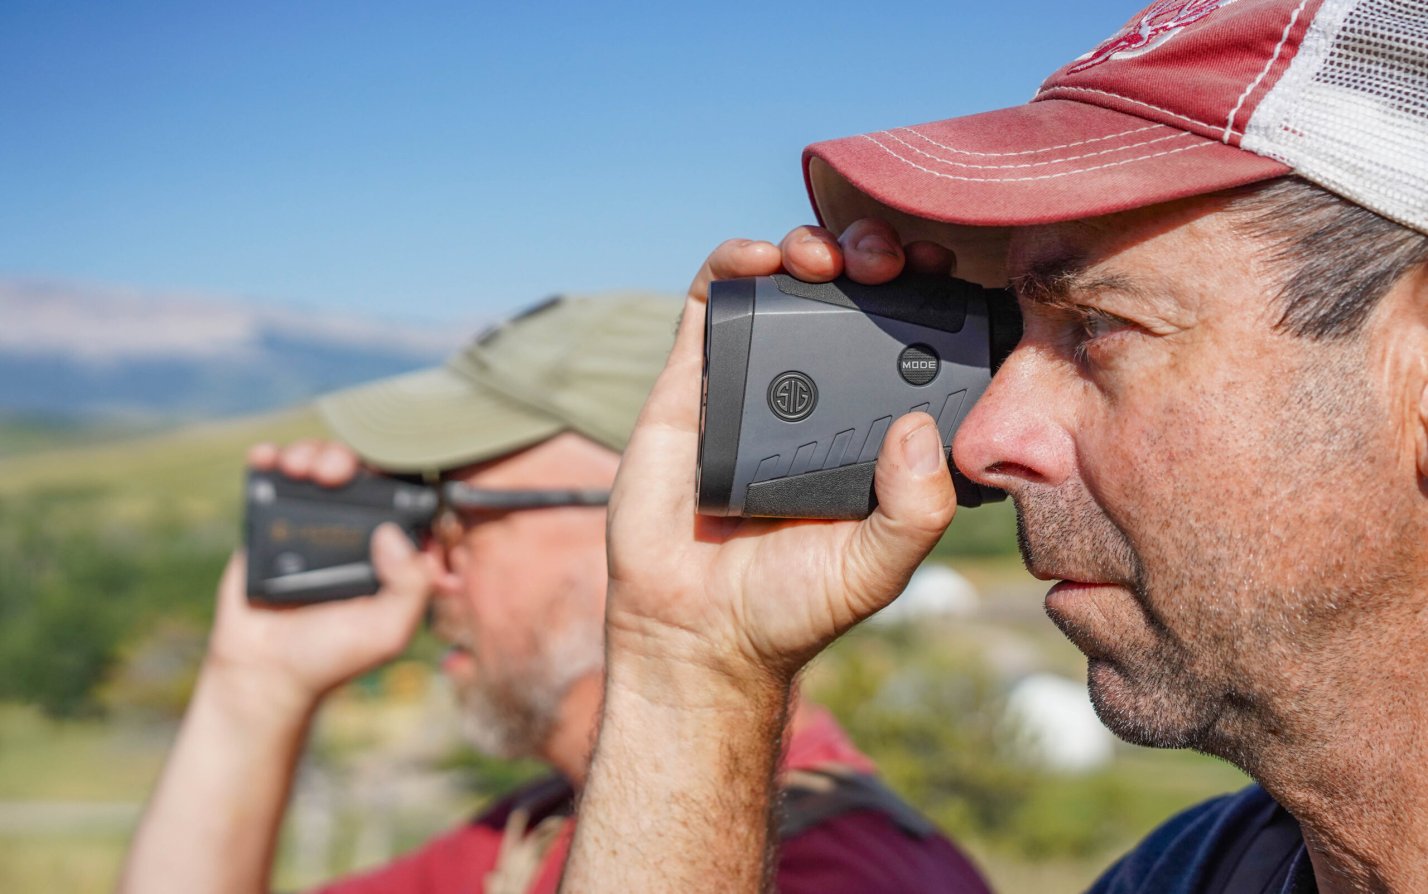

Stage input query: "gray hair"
[{"left": 1228, "top": 177, "right": 1428, "bottom": 339}]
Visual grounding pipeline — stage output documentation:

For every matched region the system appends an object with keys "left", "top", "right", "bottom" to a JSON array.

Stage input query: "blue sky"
[{"left": 1, "top": 1, "right": 1138, "bottom": 324}]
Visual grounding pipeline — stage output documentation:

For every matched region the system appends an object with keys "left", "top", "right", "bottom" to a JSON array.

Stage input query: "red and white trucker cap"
[{"left": 804, "top": 0, "right": 1428, "bottom": 283}]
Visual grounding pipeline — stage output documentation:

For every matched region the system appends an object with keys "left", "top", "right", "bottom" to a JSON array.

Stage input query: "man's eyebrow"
[{"left": 1010, "top": 254, "right": 1142, "bottom": 307}]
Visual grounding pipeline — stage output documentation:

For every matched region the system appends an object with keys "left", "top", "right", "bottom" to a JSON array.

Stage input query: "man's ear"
[
  {"left": 1418, "top": 379, "right": 1428, "bottom": 480},
  {"left": 1365, "top": 259, "right": 1428, "bottom": 481},
  {"left": 1405, "top": 267, "right": 1428, "bottom": 481}
]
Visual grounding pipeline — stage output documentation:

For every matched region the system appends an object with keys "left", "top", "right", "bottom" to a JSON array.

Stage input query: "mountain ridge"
[{"left": 0, "top": 278, "right": 474, "bottom": 421}]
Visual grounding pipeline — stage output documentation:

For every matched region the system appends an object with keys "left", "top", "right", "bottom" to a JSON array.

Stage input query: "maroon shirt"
[{"left": 312, "top": 706, "right": 991, "bottom": 894}]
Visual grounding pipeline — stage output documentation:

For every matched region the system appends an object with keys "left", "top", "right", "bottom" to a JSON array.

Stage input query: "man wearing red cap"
[{"left": 565, "top": 2, "right": 1428, "bottom": 892}]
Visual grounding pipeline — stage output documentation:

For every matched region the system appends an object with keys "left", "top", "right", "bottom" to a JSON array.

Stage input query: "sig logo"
[
  {"left": 768, "top": 371, "right": 818, "bottom": 422},
  {"left": 898, "top": 344, "right": 940, "bottom": 386}
]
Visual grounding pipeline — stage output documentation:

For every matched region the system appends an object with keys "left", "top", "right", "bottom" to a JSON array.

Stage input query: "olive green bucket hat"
[{"left": 317, "top": 292, "right": 682, "bottom": 473}]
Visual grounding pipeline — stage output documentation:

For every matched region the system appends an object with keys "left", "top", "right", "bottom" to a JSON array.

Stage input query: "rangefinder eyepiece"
[{"left": 696, "top": 273, "right": 1020, "bottom": 520}]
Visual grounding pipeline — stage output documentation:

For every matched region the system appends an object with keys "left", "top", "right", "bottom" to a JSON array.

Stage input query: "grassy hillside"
[
  {"left": 0, "top": 407, "right": 324, "bottom": 521},
  {"left": 0, "top": 414, "right": 159, "bottom": 460}
]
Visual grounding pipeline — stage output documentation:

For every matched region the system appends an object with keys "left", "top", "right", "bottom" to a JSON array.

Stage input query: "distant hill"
[
  {"left": 0, "top": 412, "right": 160, "bottom": 459},
  {"left": 0, "top": 278, "right": 470, "bottom": 422},
  {"left": 0, "top": 406, "right": 325, "bottom": 522}
]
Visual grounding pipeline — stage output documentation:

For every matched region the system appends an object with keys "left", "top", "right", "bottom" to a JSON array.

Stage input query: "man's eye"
[
  {"left": 1073, "top": 309, "right": 1131, "bottom": 362},
  {"left": 1083, "top": 312, "right": 1117, "bottom": 339}
]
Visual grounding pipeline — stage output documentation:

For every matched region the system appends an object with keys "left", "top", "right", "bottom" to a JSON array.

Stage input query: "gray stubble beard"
[
  {"left": 455, "top": 611, "right": 607, "bottom": 761},
  {"left": 1015, "top": 335, "right": 1402, "bottom": 774}
]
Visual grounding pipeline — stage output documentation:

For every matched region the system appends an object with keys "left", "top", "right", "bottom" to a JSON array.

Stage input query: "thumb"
[
  {"left": 371, "top": 524, "right": 434, "bottom": 608},
  {"left": 842, "top": 413, "right": 957, "bottom": 616},
  {"left": 212, "top": 550, "right": 250, "bottom": 621}
]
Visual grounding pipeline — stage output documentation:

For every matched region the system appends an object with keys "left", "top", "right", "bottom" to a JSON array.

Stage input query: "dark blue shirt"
[{"left": 1088, "top": 785, "right": 1316, "bottom": 894}]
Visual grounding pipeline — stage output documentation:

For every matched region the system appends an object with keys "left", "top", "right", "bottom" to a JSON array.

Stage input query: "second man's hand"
[
  {"left": 117, "top": 439, "right": 441, "bottom": 894},
  {"left": 208, "top": 439, "right": 441, "bottom": 712}
]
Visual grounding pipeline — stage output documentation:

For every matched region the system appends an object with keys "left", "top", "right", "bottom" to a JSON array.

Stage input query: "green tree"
[{"left": 0, "top": 488, "right": 227, "bottom": 717}]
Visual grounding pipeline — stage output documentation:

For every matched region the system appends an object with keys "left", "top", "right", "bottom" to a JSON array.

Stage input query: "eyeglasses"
[
  {"left": 433, "top": 482, "right": 611, "bottom": 548},
  {"left": 440, "top": 482, "right": 610, "bottom": 511}
]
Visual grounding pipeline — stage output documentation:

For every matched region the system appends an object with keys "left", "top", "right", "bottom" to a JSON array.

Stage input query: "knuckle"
[
  {"left": 895, "top": 495, "right": 956, "bottom": 541},
  {"left": 918, "top": 504, "right": 957, "bottom": 540}
]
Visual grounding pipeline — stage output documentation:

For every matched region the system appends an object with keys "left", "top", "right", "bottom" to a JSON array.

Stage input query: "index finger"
[
  {"left": 686, "top": 239, "right": 783, "bottom": 305},
  {"left": 671, "top": 237, "right": 786, "bottom": 406},
  {"left": 247, "top": 442, "right": 280, "bottom": 469},
  {"left": 839, "top": 219, "right": 905, "bottom": 284}
]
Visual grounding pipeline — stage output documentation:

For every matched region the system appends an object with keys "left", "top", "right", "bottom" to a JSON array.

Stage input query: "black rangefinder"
[
  {"left": 244, "top": 470, "right": 439, "bottom": 604},
  {"left": 244, "top": 470, "right": 611, "bottom": 603},
  {"left": 696, "top": 274, "right": 1020, "bottom": 519}
]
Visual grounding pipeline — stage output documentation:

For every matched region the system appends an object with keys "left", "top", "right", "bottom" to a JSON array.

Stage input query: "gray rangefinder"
[{"left": 696, "top": 274, "right": 1020, "bottom": 519}]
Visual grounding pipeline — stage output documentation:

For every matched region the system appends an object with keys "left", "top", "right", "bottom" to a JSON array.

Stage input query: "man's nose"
[{"left": 952, "top": 346, "right": 1075, "bottom": 492}]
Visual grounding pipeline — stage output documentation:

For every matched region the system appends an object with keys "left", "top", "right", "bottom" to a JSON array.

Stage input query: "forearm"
[
  {"left": 119, "top": 660, "right": 317, "bottom": 894},
  {"left": 561, "top": 652, "right": 792, "bottom": 894}
]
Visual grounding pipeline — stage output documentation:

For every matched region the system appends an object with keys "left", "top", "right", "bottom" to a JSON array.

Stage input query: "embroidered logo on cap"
[{"left": 1068, "top": 0, "right": 1242, "bottom": 74}]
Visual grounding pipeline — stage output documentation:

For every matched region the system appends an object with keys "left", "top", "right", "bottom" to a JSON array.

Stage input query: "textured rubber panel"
[
  {"left": 744, "top": 460, "right": 878, "bottom": 519},
  {"left": 696, "top": 278, "right": 756, "bottom": 515},
  {"left": 742, "top": 450, "right": 1005, "bottom": 519}
]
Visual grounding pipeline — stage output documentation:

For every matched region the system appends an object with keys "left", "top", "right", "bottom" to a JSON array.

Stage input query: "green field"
[
  {"left": 0, "top": 414, "right": 155, "bottom": 460},
  {"left": 0, "top": 412, "right": 1252, "bottom": 893},
  {"left": 0, "top": 407, "right": 323, "bottom": 514}
]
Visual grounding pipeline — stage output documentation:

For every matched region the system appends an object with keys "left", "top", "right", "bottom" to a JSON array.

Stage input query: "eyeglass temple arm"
[{"left": 440, "top": 482, "right": 611, "bottom": 509}]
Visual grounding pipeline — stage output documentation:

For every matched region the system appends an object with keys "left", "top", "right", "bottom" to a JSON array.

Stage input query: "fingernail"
[
  {"left": 854, "top": 232, "right": 898, "bottom": 257},
  {"left": 315, "top": 451, "right": 346, "bottom": 479},
  {"left": 902, "top": 424, "right": 944, "bottom": 476},
  {"left": 799, "top": 240, "right": 834, "bottom": 267}
]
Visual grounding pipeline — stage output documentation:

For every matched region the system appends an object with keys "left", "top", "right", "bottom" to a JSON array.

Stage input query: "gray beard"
[{"left": 454, "top": 617, "right": 605, "bottom": 760}]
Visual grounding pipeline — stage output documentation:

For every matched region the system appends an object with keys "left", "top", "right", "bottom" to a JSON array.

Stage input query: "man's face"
[
  {"left": 429, "top": 432, "right": 618, "bottom": 759},
  {"left": 952, "top": 195, "right": 1422, "bottom": 764}
]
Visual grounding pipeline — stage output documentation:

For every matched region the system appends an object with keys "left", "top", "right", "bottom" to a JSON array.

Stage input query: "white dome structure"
[
  {"left": 872, "top": 563, "right": 979, "bottom": 624},
  {"left": 1006, "top": 672, "right": 1115, "bottom": 773}
]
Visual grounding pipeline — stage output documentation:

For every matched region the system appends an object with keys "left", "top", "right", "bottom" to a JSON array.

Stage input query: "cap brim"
[
  {"left": 804, "top": 99, "right": 1290, "bottom": 285},
  {"left": 316, "top": 364, "right": 564, "bottom": 473}
]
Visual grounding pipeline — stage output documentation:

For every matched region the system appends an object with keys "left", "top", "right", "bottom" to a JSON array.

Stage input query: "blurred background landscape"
[
  {"left": 0, "top": 290, "right": 1248, "bottom": 891},
  {"left": 3, "top": 2, "right": 1250, "bottom": 892}
]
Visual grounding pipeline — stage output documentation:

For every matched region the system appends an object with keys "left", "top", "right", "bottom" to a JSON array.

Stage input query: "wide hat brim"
[{"left": 316, "top": 364, "right": 564, "bottom": 474}]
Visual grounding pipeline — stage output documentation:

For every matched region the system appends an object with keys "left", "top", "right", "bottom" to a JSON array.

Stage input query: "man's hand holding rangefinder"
[
  {"left": 118, "top": 441, "right": 438, "bottom": 894},
  {"left": 212, "top": 440, "right": 439, "bottom": 710},
  {"left": 563, "top": 220, "right": 961, "bottom": 893}
]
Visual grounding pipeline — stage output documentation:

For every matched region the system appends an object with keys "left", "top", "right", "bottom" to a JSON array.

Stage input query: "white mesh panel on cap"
[{"left": 1242, "top": 0, "right": 1428, "bottom": 235}]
